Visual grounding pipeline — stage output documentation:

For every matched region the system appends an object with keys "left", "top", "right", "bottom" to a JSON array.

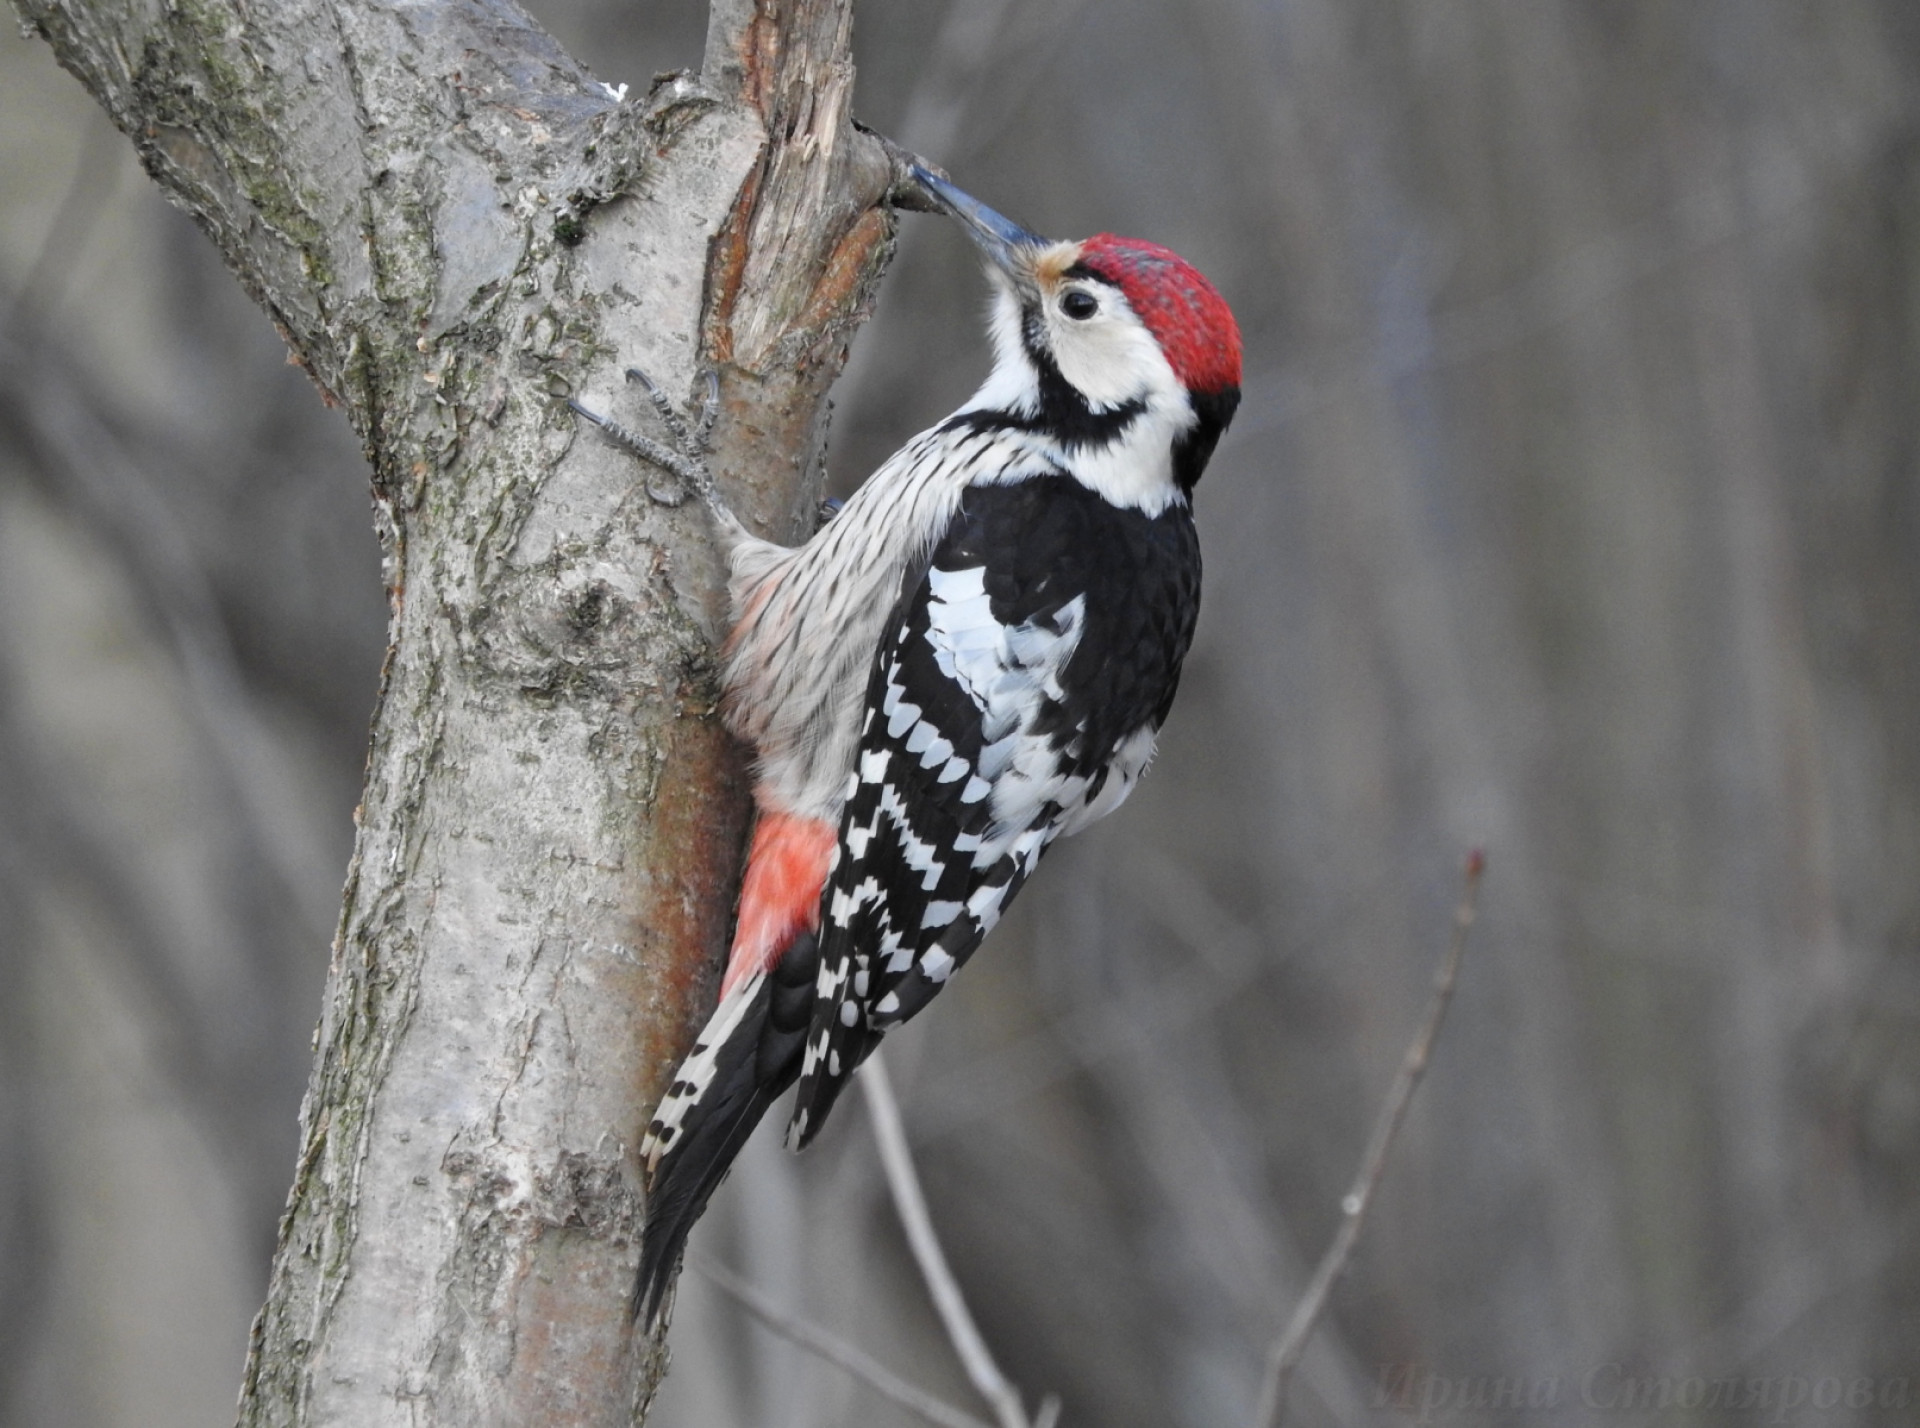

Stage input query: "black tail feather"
[{"left": 634, "top": 932, "right": 820, "bottom": 1325}]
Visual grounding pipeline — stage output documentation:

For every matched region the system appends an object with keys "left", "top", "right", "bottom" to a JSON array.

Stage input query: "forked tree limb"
[{"left": 10, "top": 0, "right": 907, "bottom": 1421}]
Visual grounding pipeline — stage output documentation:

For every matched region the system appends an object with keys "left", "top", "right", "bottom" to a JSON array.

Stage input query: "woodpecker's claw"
[
  {"left": 566, "top": 396, "right": 696, "bottom": 505},
  {"left": 569, "top": 366, "right": 723, "bottom": 510},
  {"left": 622, "top": 367, "right": 721, "bottom": 461},
  {"left": 694, "top": 369, "right": 720, "bottom": 452}
]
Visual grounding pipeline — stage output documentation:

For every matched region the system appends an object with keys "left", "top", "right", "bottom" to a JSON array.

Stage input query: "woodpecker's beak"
[{"left": 910, "top": 164, "right": 1049, "bottom": 291}]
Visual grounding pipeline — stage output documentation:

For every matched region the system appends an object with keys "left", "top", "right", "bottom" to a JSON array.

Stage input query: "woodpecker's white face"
[
  {"left": 1006, "top": 246, "right": 1185, "bottom": 413},
  {"left": 963, "top": 257, "right": 1193, "bottom": 514},
  {"left": 919, "top": 169, "right": 1243, "bottom": 514}
]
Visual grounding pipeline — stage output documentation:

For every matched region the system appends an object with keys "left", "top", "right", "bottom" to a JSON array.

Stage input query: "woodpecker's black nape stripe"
[
  {"left": 935, "top": 307, "right": 1156, "bottom": 452},
  {"left": 634, "top": 930, "right": 822, "bottom": 1324},
  {"left": 1173, "top": 384, "right": 1240, "bottom": 492},
  {"left": 942, "top": 388, "right": 1147, "bottom": 455},
  {"left": 1029, "top": 310, "right": 1154, "bottom": 448}
]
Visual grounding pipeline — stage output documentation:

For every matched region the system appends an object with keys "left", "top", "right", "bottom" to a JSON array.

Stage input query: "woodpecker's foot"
[
  {"left": 568, "top": 367, "right": 721, "bottom": 508},
  {"left": 631, "top": 366, "right": 720, "bottom": 465}
]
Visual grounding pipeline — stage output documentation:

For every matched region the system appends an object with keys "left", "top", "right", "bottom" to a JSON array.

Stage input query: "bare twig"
[
  {"left": 0, "top": 329, "right": 342, "bottom": 939},
  {"left": 863, "top": 1052, "right": 1059, "bottom": 1428},
  {"left": 4, "top": 105, "right": 122, "bottom": 325},
  {"left": 1252, "top": 849, "right": 1487, "bottom": 1428},
  {"left": 691, "top": 1255, "right": 995, "bottom": 1428}
]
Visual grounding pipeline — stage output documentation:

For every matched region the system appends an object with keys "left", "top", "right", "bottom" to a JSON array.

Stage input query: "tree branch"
[
  {"left": 11, "top": 0, "right": 905, "bottom": 1421},
  {"left": 1252, "top": 850, "right": 1486, "bottom": 1428},
  {"left": 692, "top": 1256, "right": 997, "bottom": 1428},
  {"left": 864, "top": 1053, "right": 1061, "bottom": 1428}
]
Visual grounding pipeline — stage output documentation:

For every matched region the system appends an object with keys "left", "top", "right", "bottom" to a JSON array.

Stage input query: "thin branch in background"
[
  {"left": 894, "top": 0, "right": 1019, "bottom": 157},
  {"left": 0, "top": 329, "right": 341, "bottom": 938},
  {"left": 893, "top": 0, "right": 1097, "bottom": 164},
  {"left": 863, "top": 1052, "right": 1061, "bottom": 1428},
  {"left": 0, "top": 845, "right": 54, "bottom": 1408},
  {"left": 691, "top": 1255, "right": 995, "bottom": 1428},
  {"left": 1064, "top": 866, "right": 1382, "bottom": 1423},
  {"left": 911, "top": 856, "right": 1409, "bottom": 1145},
  {"left": 0, "top": 624, "right": 261, "bottom": 1120},
  {"left": 1253, "top": 849, "right": 1487, "bottom": 1428},
  {"left": 4, "top": 105, "right": 124, "bottom": 325}
]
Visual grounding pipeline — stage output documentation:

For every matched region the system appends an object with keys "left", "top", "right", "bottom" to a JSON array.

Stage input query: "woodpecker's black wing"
[{"left": 787, "top": 472, "right": 1202, "bottom": 1144}]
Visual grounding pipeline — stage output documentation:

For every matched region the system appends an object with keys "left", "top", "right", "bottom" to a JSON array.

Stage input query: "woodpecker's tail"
[{"left": 634, "top": 810, "right": 835, "bottom": 1324}]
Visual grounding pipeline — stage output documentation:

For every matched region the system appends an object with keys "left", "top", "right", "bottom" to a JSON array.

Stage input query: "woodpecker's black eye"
[{"left": 1060, "top": 290, "right": 1099, "bottom": 321}]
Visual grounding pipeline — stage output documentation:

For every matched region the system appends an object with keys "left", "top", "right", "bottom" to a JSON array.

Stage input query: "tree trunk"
[{"left": 11, "top": 0, "right": 900, "bottom": 1421}]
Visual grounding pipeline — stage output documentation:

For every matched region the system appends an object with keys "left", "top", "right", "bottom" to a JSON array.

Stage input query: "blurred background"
[{"left": 3, "top": 1, "right": 1918, "bottom": 1423}]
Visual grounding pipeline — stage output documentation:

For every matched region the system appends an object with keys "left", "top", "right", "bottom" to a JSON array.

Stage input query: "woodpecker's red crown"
[{"left": 1075, "top": 235, "right": 1242, "bottom": 397}]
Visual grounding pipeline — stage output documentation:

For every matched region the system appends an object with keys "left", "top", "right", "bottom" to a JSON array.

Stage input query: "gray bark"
[{"left": 10, "top": 0, "right": 900, "bottom": 1421}]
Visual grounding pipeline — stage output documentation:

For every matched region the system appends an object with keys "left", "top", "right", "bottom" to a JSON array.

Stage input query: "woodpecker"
[{"left": 592, "top": 166, "right": 1242, "bottom": 1322}]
